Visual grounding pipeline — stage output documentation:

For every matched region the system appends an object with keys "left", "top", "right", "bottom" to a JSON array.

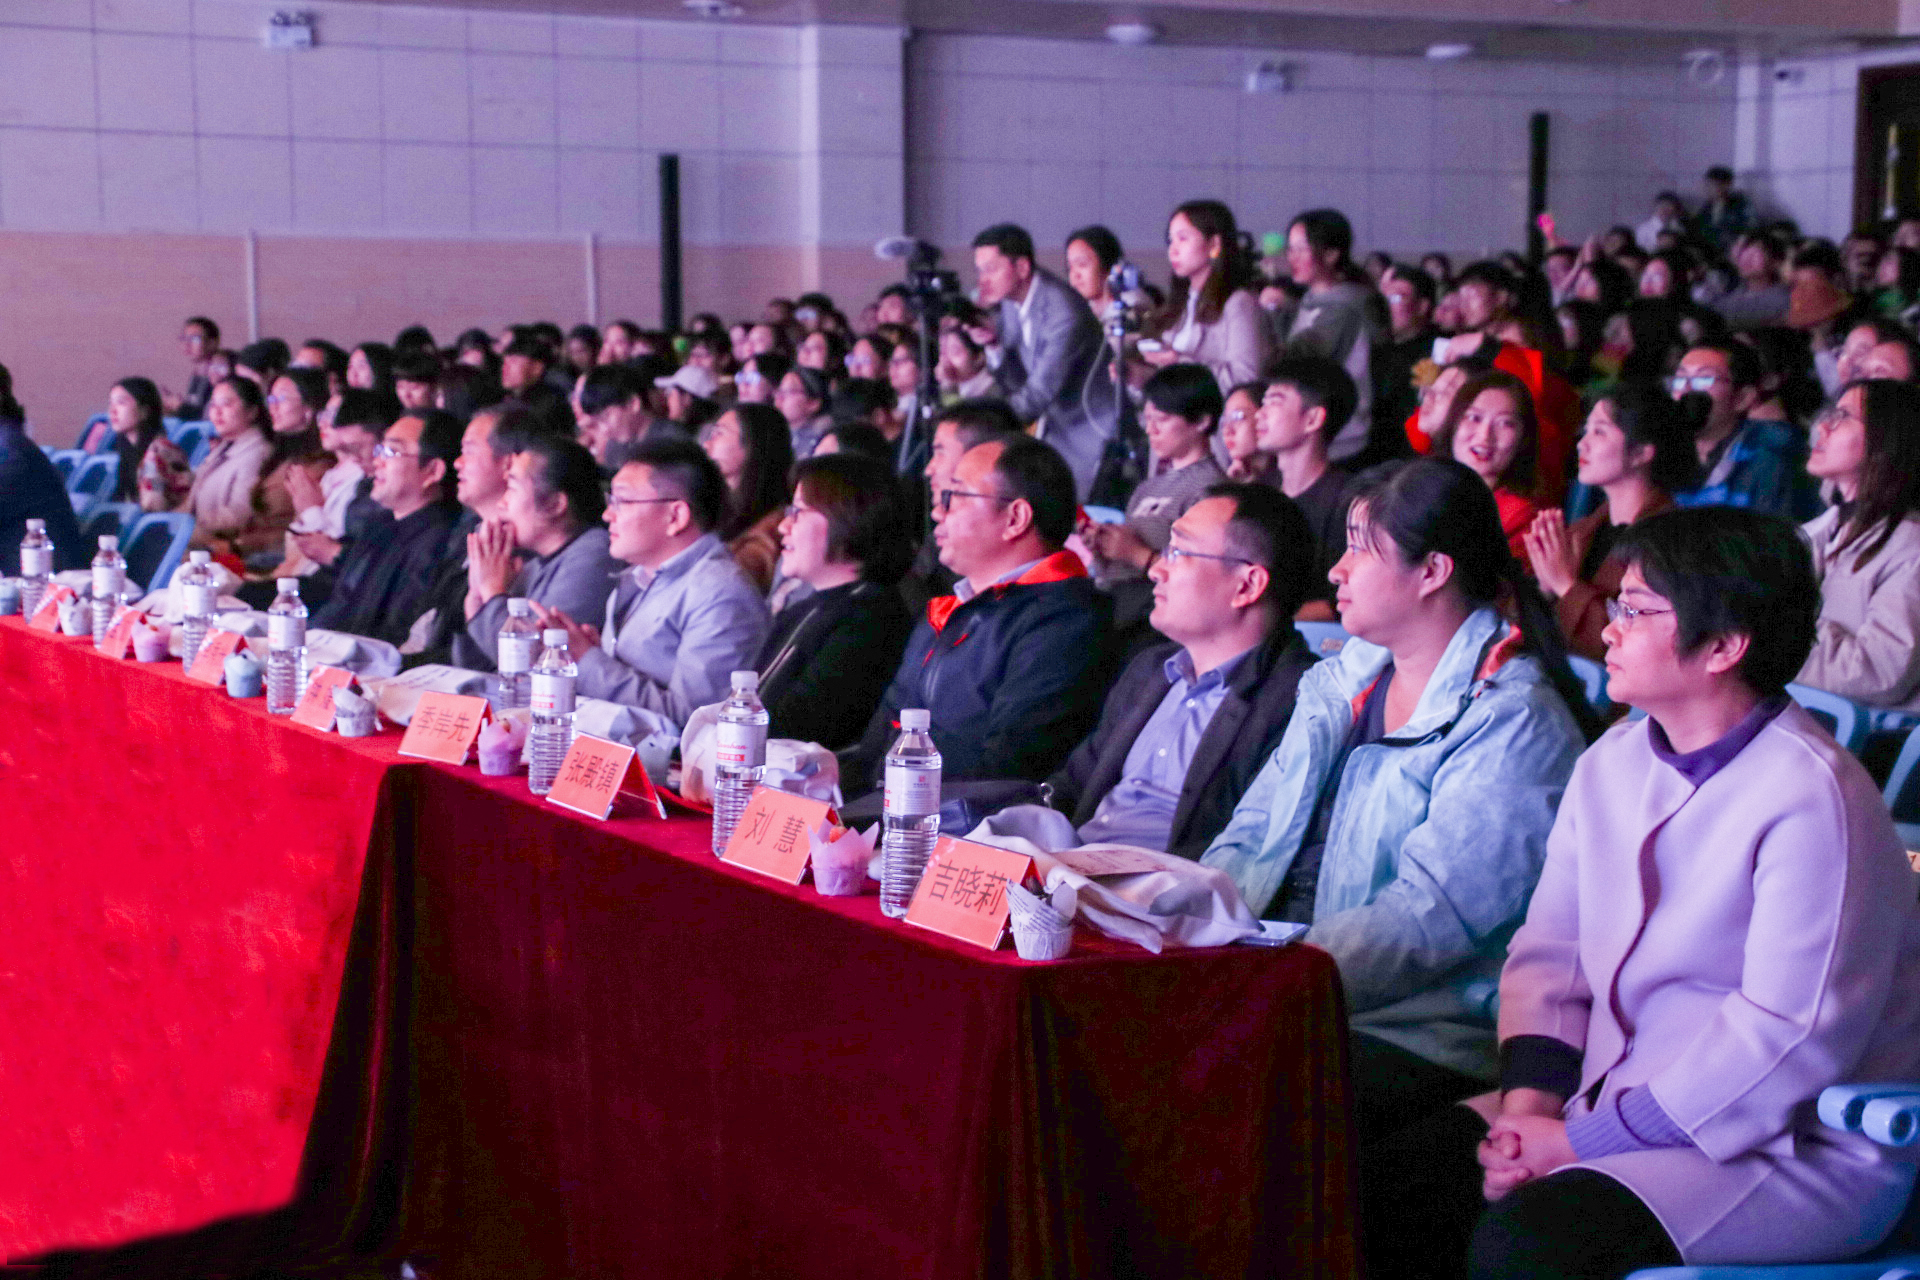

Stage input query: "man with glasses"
[
  {"left": 1668, "top": 342, "right": 1815, "bottom": 518},
  {"left": 532, "top": 437, "right": 768, "bottom": 738},
  {"left": 311, "top": 410, "right": 465, "bottom": 646},
  {"left": 839, "top": 436, "right": 1110, "bottom": 794},
  {"left": 1045, "top": 485, "right": 1317, "bottom": 858}
]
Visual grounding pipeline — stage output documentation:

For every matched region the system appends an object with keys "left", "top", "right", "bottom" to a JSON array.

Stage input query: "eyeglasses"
[
  {"left": 371, "top": 442, "right": 418, "bottom": 460},
  {"left": 937, "top": 487, "right": 1011, "bottom": 513},
  {"left": 1667, "top": 372, "right": 1724, "bottom": 395},
  {"left": 1605, "top": 599, "right": 1675, "bottom": 627},
  {"left": 1163, "top": 543, "right": 1253, "bottom": 568},
  {"left": 608, "top": 493, "right": 680, "bottom": 510}
]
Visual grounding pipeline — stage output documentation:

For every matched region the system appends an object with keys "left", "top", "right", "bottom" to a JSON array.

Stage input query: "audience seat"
[
  {"left": 1083, "top": 504, "right": 1126, "bottom": 525},
  {"left": 1296, "top": 621, "right": 1350, "bottom": 658},
  {"left": 1785, "top": 683, "right": 1872, "bottom": 755},
  {"left": 183, "top": 428, "right": 213, "bottom": 469},
  {"left": 120, "top": 512, "right": 194, "bottom": 596},
  {"left": 47, "top": 449, "right": 84, "bottom": 484},
  {"left": 68, "top": 453, "right": 117, "bottom": 501},
  {"left": 1567, "top": 654, "right": 1612, "bottom": 716},
  {"left": 1623, "top": 1083, "right": 1920, "bottom": 1280},
  {"left": 168, "top": 418, "right": 206, "bottom": 444},
  {"left": 74, "top": 413, "right": 114, "bottom": 454},
  {"left": 80, "top": 501, "right": 139, "bottom": 549}
]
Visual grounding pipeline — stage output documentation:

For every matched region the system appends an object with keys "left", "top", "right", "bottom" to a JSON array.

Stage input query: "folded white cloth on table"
[
  {"left": 678, "top": 700, "right": 841, "bottom": 806},
  {"left": 361, "top": 664, "right": 491, "bottom": 725},
  {"left": 300, "top": 629, "right": 402, "bottom": 678},
  {"left": 964, "top": 804, "right": 1262, "bottom": 953}
]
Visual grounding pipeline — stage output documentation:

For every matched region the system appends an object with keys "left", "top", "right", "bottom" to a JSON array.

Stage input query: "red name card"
[
  {"left": 290, "top": 665, "right": 355, "bottom": 731},
  {"left": 100, "top": 607, "right": 145, "bottom": 660},
  {"left": 397, "top": 691, "right": 490, "bottom": 764},
  {"left": 27, "top": 584, "right": 77, "bottom": 633},
  {"left": 904, "top": 837, "right": 1036, "bottom": 950},
  {"left": 185, "top": 629, "right": 246, "bottom": 685},
  {"left": 721, "top": 785, "right": 838, "bottom": 884},
  {"left": 545, "top": 733, "right": 668, "bottom": 821}
]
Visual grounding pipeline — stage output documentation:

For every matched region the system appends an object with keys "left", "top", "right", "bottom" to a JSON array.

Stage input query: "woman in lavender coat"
[{"left": 1363, "top": 505, "right": 1920, "bottom": 1280}]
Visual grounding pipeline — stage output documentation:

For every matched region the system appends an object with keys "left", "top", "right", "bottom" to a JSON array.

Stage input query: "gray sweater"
[{"left": 452, "top": 525, "right": 623, "bottom": 672}]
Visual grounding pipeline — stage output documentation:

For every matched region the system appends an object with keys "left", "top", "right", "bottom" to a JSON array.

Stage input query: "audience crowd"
[{"left": 5, "top": 165, "right": 1920, "bottom": 1280}]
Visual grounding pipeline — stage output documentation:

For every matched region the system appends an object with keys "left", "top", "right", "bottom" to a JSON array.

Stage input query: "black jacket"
[
  {"left": 754, "top": 580, "right": 912, "bottom": 751},
  {"left": 840, "top": 552, "right": 1111, "bottom": 794},
  {"left": 311, "top": 500, "right": 462, "bottom": 647},
  {"left": 0, "top": 419, "right": 84, "bottom": 575},
  {"left": 1046, "top": 630, "right": 1315, "bottom": 861}
]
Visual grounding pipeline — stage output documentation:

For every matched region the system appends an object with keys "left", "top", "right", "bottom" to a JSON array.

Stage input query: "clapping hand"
[
  {"left": 464, "top": 519, "right": 522, "bottom": 618},
  {"left": 530, "top": 602, "right": 599, "bottom": 663},
  {"left": 1523, "top": 510, "right": 1579, "bottom": 600}
]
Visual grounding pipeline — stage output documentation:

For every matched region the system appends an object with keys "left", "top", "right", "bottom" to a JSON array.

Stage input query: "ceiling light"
[
  {"left": 682, "top": 0, "right": 743, "bottom": 17},
  {"left": 1425, "top": 42, "right": 1475, "bottom": 60},
  {"left": 1105, "top": 21, "right": 1160, "bottom": 46}
]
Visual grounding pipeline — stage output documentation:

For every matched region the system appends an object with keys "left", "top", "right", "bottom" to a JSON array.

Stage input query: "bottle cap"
[
  {"left": 98, "top": 535, "right": 117, "bottom": 550},
  {"left": 189, "top": 549, "right": 211, "bottom": 564},
  {"left": 900, "top": 708, "right": 930, "bottom": 730},
  {"left": 25, "top": 519, "right": 44, "bottom": 533},
  {"left": 507, "top": 597, "right": 530, "bottom": 617},
  {"left": 730, "top": 669, "right": 759, "bottom": 691},
  {"left": 277, "top": 577, "right": 300, "bottom": 591},
  {"left": 542, "top": 628, "right": 569, "bottom": 647}
]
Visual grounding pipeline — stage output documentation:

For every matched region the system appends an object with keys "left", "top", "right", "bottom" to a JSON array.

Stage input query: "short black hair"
[
  {"left": 816, "top": 421, "right": 892, "bottom": 463},
  {"left": 299, "top": 338, "right": 349, "bottom": 378},
  {"left": 1386, "top": 263, "right": 1438, "bottom": 308},
  {"left": 1204, "top": 481, "right": 1315, "bottom": 622},
  {"left": 986, "top": 436, "right": 1075, "bottom": 548},
  {"left": 502, "top": 333, "right": 550, "bottom": 362},
  {"left": 393, "top": 351, "right": 441, "bottom": 386},
  {"left": 410, "top": 408, "right": 465, "bottom": 504},
  {"left": 1688, "top": 340, "right": 1763, "bottom": 390},
  {"left": 277, "top": 366, "right": 330, "bottom": 412},
  {"left": 237, "top": 339, "right": 288, "bottom": 380},
  {"left": 1705, "top": 165, "right": 1734, "bottom": 183},
  {"left": 517, "top": 432, "right": 606, "bottom": 530},
  {"left": 793, "top": 452, "right": 914, "bottom": 584},
  {"left": 622, "top": 436, "right": 728, "bottom": 533},
  {"left": 971, "top": 222, "right": 1035, "bottom": 265},
  {"left": 435, "top": 364, "right": 505, "bottom": 421},
  {"left": 1263, "top": 354, "right": 1357, "bottom": 437},
  {"left": 831, "top": 377, "right": 896, "bottom": 424},
  {"left": 1142, "top": 363, "right": 1225, "bottom": 430},
  {"left": 1612, "top": 506, "right": 1818, "bottom": 697},
  {"left": 1065, "top": 225, "right": 1124, "bottom": 274},
  {"left": 580, "top": 364, "right": 642, "bottom": 415},
  {"left": 933, "top": 397, "right": 1021, "bottom": 450},
  {"left": 332, "top": 388, "right": 400, "bottom": 432},
  {"left": 186, "top": 315, "right": 220, "bottom": 342}
]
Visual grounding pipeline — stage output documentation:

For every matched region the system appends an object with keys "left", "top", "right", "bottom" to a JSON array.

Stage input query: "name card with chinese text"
[
  {"left": 100, "top": 607, "right": 144, "bottom": 660},
  {"left": 546, "top": 734, "right": 668, "bottom": 821},
  {"left": 397, "top": 691, "right": 489, "bottom": 764},
  {"left": 185, "top": 629, "right": 246, "bottom": 685},
  {"left": 904, "top": 837, "right": 1035, "bottom": 950},
  {"left": 27, "top": 585, "right": 76, "bottom": 633},
  {"left": 290, "top": 665, "right": 355, "bottom": 731},
  {"left": 720, "top": 785, "right": 837, "bottom": 884}
]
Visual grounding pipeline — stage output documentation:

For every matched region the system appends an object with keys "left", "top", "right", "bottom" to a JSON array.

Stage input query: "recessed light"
[
  {"left": 1425, "top": 42, "right": 1475, "bottom": 60},
  {"left": 1105, "top": 21, "right": 1160, "bottom": 46}
]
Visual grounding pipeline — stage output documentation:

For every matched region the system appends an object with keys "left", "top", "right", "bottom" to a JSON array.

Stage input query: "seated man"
[
  {"left": 578, "top": 364, "right": 674, "bottom": 473},
  {"left": 900, "top": 396, "right": 1021, "bottom": 616},
  {"left": 536, "top": 437, "right": 769, "bottom": 737},
  {"left": 1049, "top": 483, "right": 1317, "bottom": 859},
  {"left": 311, "top": 409, "right": 465, "bottom": 646},
  {"left": 1258, "top": 354, "right": 1358, "bottom": 620},
  {"left": 841, "top": 436, "right": 1112, "bottom": 794},
  {"left": 1363, "top": 505, "right": 1920, "bottom": 1280},
  {"left": 399, "top": 400, "right": 524, "bottom": 666}
]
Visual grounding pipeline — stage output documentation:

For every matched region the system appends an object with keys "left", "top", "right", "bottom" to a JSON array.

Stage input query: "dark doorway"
[{"left": 1857, "top": 63, "right": 1920, "bottom": 228}]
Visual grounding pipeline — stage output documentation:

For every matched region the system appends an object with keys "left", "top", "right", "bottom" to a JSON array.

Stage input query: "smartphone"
[{"left": 1137, "top": 338, "right": 1165, "bottom": 353}]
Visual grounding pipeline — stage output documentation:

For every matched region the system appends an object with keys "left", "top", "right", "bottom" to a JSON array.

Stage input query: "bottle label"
[
  {"left": 884, "top": 763, "right": 941, "bottom": 817},
  {"left": 498, "top": 634, "right": 536, "bottom": 676},
  {"left": 92, "top": 567, "right": 122, "bottom": 600},
  {"left": 269, "top": 615, "right": 305, "bottom": 649},
  {"left": 20, "top": 547, "right": 51, "bottom": 578},
  {"left": 530, "top": 672, "right": 575, "bottom": 716},
  {"left": 715, "top": 719, "right": 766, "bottom": 769},
  {"left": 184, "top": 584, "right": 216, "bottom": 616}
]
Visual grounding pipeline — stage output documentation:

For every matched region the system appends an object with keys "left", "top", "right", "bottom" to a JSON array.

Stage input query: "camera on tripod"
[
  {"left": 1103, "top": 261, "right": 1154, "bottom": 339},
  {"left": 902, "top": 241, "right": 965, "bottom": 324}
]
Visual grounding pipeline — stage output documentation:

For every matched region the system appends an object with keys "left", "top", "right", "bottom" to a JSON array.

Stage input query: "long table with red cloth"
[{"left": 0, "top": 617, "right": 1358, "bottom": 1279}]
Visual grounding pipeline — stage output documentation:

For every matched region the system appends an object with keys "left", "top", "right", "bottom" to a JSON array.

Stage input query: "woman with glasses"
[
  {"left": 748, "top": 453, "right": 914, "bottom": 749},
  {"left": 1365, "top": 505, "right": 1920, "bottom": 1280},
  {"left": 224, "top": 367, "right": 334, "bottom": 562},
  {"left": 773, "top": 365, "right": 833, "bottom": 460},
  {"left": 1218, "top": 379, "right": 1272, "bottom": 482},
  {"left": 1202, "top": 456, "right": 1594, "bottom": 1161},
  {"left": 1083, "top": 363, "right": 1226, "bottom": 585},
  {"left": 1794, "top": 379, "right": 1920, "bottom": 711},
  {"left": 1524, "top": 381, "right": 1699, "bottom": 660},
  {"left": 700, "top": 403, "right": 794, "bottom": 594}
]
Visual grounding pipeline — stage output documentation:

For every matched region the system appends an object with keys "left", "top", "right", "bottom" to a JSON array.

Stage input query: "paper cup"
[
  {"left": 132, "top": 625, "right": 169, "bottom": 662},
  {"left": 336, "top": 706, "right": 376, "bottom": 737},
  {"left": 0, "top": 580, "right": 19, "bottom": 616},
  {"left": 812, "top": 858, "right": 869, "bottom": 896},
  {"left": 1012, "top": 918, "right": 1073, "bottom": 961}
]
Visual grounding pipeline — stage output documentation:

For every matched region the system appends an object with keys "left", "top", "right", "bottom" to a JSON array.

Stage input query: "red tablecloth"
[{"left": 0, "top": 618, "right": 1358, "bottom": 1279}]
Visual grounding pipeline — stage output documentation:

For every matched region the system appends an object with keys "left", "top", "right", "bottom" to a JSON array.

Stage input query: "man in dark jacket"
[
  {"left": 840, "top": 436, "right": 1110, "bottom": 794},
  {"left": 312, "top": 409, "right": 464, "bottom": 647},
  {"left": 1047, "top": 484, "right": 1316, "bottom": 860},
  {"left": 0, "top": 415, "right": 84, "bottom": 576}
]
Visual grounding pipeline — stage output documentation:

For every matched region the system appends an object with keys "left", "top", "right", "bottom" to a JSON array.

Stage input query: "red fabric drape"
[{"left": 0, "top": 620, "right": 1358, "bottom": 1280}]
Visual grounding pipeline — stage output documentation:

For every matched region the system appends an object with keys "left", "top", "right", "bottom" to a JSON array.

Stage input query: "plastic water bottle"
[
  {"left": 19, "top": 518, "right": 52, "bottom": 617},
  {"left": 495, "top": 597, "right": 539, "bottom": 712},
  {"left": 178, "top": 549, "right": 216, "bottom": 670},
  {"left": 879, "top": 709, "right": 943, "bottom": 918},
  {"left": 90, "top": 535, "right": 126, "bottom": 648},
  {"left": 528, "top": 628, "right": 576, "bottom": 796},
  {"left": 710, "top": 670, "right": 770, "bottom": 855},
  {"left": 266, "top": 578, "right": 308, "bottom": 715}
]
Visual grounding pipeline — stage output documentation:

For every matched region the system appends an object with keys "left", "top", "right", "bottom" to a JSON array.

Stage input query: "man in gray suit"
[{"left": 967, "top": 223, "right": 1111, "bottom": 499}]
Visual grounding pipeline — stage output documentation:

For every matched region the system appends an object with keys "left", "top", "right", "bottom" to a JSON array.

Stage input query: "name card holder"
[
  {"left": 185, "top": 629, "right": 246, "bottom": 685},
  {"left": 290, "top": 666, "right": 355, "bottom": 731},
  {"left": 27, "top": 585, "right": 76, "bottom": 633},
  {"left": 397, "top": 691, "right": 490, "bottom": 764},
  {"left": 100, "top": 607, "right": 145, "bottom": 660},
  {"left": 546, "top": 734, "right": 668, "bottom": 821},
  {"left": 720, "top": 785, "right": 838, "bottom": 885},
  {"left": 903, "top": 836, "right": 1036, "bottom": 950}
]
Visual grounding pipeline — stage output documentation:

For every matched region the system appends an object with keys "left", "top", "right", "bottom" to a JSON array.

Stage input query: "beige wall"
[{"left": 0, "top": 230, "right": 906, "bottom": 443}]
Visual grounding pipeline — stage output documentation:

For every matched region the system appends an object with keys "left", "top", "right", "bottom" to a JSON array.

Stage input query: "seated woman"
[
  {"left": 184, "top": 376, "right": 274, "bottom": 553},
  {"left": 734, "top": 352, "right": 790, "bottom": 407},
  {"left": 1133, "top": 199, "right": 1271, "bottom": 393},
  {"left": 1796, "top": 378, "right": 1920, "bottom": 711},
  {"left": 1429, "top": 369, "right": 1543, "bottom": 567},
  {"left": 1083, "top": 363, "right": 1227, "bottom": 583},
  {"left": 1218, "top": 379, "right": 1272, "bottom": 482},
  {"left": 1524, "top": 381, "right": 1698, "bottom": 659},
  {"left": 701, "top": 403, "right": 794, "bottom": 594},
  {"left": 1362, "top": 505, "right": 1920, "bottom": 1280},
  {"left": 455, "top": 433, "right": 621, "bottom": 673},
  {"left": 773, "top": 365, "right": 833, "bottom": 460},
  {"left": 1201, "top": 457, "right": 1591, "bottom": 1142},
  {"left": 935, "top": 325, "right": 996, "bottom": 402},
  {"left": 752, "top": 453, "right": 914, "bottom": 748},
  {"left": 228, "top": 367, "right": 333, "bottom": 561},
  {"left": 105, "top": 376, "right": 176, "bottom": 504}
]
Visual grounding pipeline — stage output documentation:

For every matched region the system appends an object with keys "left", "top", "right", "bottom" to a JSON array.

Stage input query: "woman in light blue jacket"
[{"left": 1201, "top": 457, "right": 1593, "bottom": 1140}]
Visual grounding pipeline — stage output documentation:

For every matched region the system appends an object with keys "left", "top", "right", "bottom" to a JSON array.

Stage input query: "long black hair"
[
  {"left": 1832, "top": 378, "right": 1920, "bottom": 570},
  {"left": 716, "top": 403, "right": 796, "bottom": 541},
  {"left": 1347, "top": 456, "right": 1603, "bottom": 741}
]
